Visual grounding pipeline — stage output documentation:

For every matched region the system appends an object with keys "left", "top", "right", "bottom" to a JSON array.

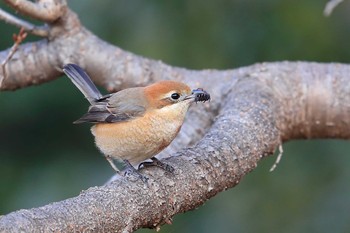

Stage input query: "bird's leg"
[
  {"left": 123, "top": 159, "right": 149, "bottom": 183},
  {"left": 138, "top": 157, "right": 175, "bottom": 173},
  {"left": 106, "top": 156, "right": 120, "bottom": 173}
]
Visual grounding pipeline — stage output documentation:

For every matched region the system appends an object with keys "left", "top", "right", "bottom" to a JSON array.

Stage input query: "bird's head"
[{"left": 144, "top": 80, "right": 210, "bottom": 115}]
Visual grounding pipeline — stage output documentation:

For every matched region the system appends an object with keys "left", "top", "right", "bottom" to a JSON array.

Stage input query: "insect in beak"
[{"left": 184, "top": 88, "right": 211, "bottom": 103}]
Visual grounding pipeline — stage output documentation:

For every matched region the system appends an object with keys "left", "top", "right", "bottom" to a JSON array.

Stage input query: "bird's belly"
[{"left": 91, "top": 115, "right": 182, "bottom": 165}]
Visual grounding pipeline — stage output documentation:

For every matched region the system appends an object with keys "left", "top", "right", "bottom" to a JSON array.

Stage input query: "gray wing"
[
  {"left": 74, "top": 88, "right": 147, "bottom": 124},
  {"left": 74, "top": 103, "right": 146, "bottom": 124}
]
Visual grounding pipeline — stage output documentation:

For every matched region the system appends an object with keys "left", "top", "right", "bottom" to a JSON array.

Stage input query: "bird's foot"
[
  {"left": 123, "top": 159, "right": 149, "bottom": 183},
  {"left": 138, "top": 157, "right": 175, "bottom": 173}
]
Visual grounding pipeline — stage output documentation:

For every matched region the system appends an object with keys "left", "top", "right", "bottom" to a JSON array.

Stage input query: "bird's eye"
[{"left": 171, "top": 93, "right": 180, "bottom": 100}]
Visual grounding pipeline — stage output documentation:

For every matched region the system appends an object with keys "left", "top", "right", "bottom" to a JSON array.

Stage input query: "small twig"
[
  {"left": 324, "top": 0, "right": 345, "bottom": 16},
  {"left": 0, "top": 28, "right": 28, "bottom": 88},
  {"left": 269, "top": 144, "right": 284, "bottom": 172},
  {"left": 0, "top": 8, "right": 49, "bottom": 37}
]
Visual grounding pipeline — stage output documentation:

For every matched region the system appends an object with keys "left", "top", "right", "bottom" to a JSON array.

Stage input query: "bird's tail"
[{"left": 63, "top": 64, "right": 102, "bottom": 104}]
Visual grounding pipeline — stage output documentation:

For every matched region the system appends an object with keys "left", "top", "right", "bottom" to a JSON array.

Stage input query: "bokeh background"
[{"left": 1, "top": 0, "right": 350, "bottom": 232}]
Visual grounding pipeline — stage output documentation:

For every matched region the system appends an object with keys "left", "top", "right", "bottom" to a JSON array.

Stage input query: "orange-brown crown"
[{"left": 144, "top": 81, "right": 191, "bottom": 108}]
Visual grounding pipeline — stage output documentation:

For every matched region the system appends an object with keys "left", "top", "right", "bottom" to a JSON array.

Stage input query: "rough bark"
[{"left": 1, "top": 1, "right": 350, "bottom": 232}]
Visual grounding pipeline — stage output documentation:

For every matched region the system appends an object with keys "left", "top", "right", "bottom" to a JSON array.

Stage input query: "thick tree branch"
[
  {"left": 1, "top": 1, "right": 350, "bottom": 232},
  {"left": 1, "top": 3, "right": 231, "bottom": 92},
  {"left": 1, "top": 62, "right": 350, "bottom": 232}
]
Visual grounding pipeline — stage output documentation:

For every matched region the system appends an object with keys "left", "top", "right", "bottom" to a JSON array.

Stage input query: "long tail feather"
[{"left": 63, "top": 64, "right": 102, "bottom": 104}]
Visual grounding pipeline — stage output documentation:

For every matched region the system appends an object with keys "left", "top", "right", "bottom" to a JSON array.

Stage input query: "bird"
[{"left": 62, "top": 63, "right": 210, "bottom": 181}]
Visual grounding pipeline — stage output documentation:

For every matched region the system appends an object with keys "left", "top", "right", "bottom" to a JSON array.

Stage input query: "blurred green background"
[{"left": 1, "top": 0, "right": 350, "bottom": 232}]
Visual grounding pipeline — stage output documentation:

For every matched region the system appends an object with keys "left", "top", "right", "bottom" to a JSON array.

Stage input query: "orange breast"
[{"left": 91, "top": 111, "right": 183, "bottom": 165}]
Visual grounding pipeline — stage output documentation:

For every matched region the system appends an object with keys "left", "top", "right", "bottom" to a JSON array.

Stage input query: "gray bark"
[{"left": 1, "top": 0, "right": 350, "bottom": 232}]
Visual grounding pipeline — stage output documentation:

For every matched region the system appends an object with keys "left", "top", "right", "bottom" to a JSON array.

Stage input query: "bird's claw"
[
  {"left": 124, "top": 168, "right": 149, "bottom": 183},
  {"left": 123, "top": 159, "right": 149, "bottom": 183},
  {"left": 138, "top": 157, "right": 175, "bottom": 173}
]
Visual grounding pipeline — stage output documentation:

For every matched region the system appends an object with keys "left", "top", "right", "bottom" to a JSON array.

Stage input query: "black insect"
[{"left": 193, "top": 88, "right": 210, "bottom": 103}]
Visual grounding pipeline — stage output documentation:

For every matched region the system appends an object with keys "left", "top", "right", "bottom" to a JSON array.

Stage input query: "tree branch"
[
  {"left": 1, "top": 1, "right": 350, "bottom": 232},
  {"left": 1, "top": 62, "right": 350, "bottom": 232},
  {"left": 4, "top": 0, "right": 65, "bottom": 23},
  {"left": 0, "top": 8, "right": 49, "bottom": 36},
  {"left": 324, "top": 0, "right": 345, "bottom": 16}
]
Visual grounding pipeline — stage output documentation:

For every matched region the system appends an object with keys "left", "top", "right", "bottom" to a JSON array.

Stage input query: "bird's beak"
[{"left": 184, "top": 88, "right": 211, "bottom": 103}]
